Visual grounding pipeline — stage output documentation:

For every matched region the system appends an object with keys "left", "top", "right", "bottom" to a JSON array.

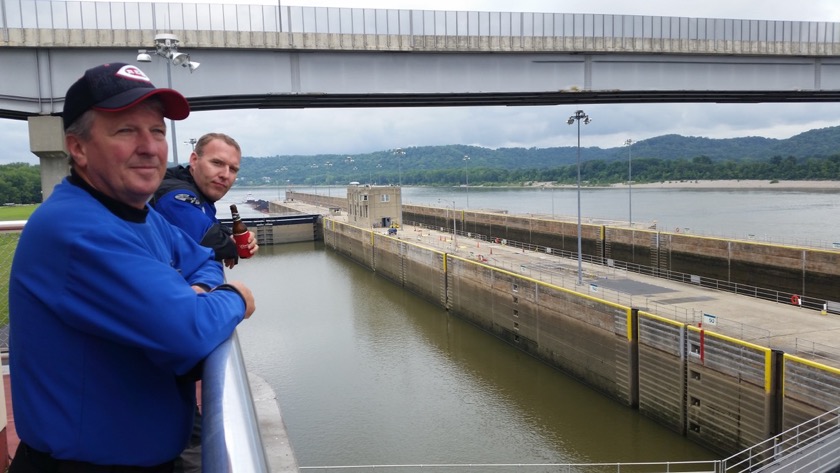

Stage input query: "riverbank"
[{"left": 525, "top": 180, "right": 840, "bottom": 190}]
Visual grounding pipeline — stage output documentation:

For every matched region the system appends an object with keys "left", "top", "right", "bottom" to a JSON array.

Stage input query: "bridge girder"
[{"left": 4, "top": 90, "right": 840, "bottom": 122}]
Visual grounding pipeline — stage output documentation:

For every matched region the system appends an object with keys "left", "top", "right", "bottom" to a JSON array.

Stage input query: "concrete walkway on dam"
[{"left": 281, "top": 200, "right": 840, "bottom": 369}]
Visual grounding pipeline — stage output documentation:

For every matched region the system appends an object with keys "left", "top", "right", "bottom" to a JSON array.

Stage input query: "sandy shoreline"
[{"left": 529, "top": 180, "right": 840, "bottom": 190}]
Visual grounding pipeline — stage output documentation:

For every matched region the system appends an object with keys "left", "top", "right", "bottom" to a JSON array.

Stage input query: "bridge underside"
[
  {"left": 188, "top": 89, "right": 840, "bottom": 111},
  {"left": 4, "top": 90, "right": 840, "bottom": 122},
  {"left": 5, "top": 45, "right": 840, "bottom": 121}
]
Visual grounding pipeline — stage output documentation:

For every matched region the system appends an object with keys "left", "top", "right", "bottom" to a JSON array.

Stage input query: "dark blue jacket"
[{"left": 151, "top": 165, "right": 238, "bottom": 262}]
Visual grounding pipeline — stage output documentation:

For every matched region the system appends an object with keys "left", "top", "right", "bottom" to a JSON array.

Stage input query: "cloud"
[{"left": 3, "top": 0, "right": 840, "bottom": 165}]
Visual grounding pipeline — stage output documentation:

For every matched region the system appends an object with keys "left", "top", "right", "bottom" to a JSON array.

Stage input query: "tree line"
[
  {"left": 4, "top": 150, "right": 840, "bottom": 204},
  {"left": 239, "top": 153, "right": 840, "bottom": 187},
  {"left": 0, "top": 163, "right": 41, "bottom": 204}
]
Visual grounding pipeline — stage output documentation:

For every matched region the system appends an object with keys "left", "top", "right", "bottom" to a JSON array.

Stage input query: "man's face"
[
  {"left": 66, "top": 105, "right": 168, "bottom": 209},
  {"left": 189, "top": 139, "right": 241, "bottom": 202}
]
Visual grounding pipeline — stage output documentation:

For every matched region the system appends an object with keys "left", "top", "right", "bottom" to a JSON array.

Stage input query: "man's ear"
[{"left": 65, "top": 134, "right": 86, "bottom": 168}]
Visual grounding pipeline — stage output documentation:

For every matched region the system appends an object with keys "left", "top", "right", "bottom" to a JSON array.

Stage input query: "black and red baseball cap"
[{"left": 62, "top": 62, "right": 190, "bottom": 130}]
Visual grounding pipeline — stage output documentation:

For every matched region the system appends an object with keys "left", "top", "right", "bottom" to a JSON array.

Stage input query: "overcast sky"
[{"left": 3, "top": 0, "right": 840, "bottom": 165}]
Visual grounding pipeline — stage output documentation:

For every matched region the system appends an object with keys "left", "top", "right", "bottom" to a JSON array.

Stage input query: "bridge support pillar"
[{"left": 28, "top": 116, "right": 69, "bottom": 202}]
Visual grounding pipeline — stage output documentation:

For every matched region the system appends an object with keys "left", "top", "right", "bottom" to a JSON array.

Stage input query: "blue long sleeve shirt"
[{"left": 9, "top": 175, "right": 246, "bottom": 466}]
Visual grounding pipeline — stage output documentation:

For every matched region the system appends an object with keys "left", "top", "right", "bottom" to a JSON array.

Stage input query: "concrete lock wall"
[
  {"left": 782, "top": 356, "right": 840, "bottom": 429},
  {"left": 636, "top": 313, "right": 775, "bottom": 455},
  {"left": 403, "top": 205, "right": 840, "bottom": 304},
  {"left": 322, "top": 217, "right": 840, "bottom": 457},
  {"left": 684, "top": 329, "right": 774, "bottom": 455},
  {"left": 446, "top": 255, "right": 634, "bottom": 404},
  {"left": 637, "top": 313, "right": 688, "bottom": 433}
]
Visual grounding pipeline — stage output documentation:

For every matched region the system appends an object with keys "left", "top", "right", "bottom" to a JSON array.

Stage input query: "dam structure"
[{"left": 274, "top": 189, "right": 840, "bottom": 463}]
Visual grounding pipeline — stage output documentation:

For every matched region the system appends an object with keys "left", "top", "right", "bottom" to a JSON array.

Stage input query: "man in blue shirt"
[
  {"left": 152, "top": 132, "right": 258, "bottom": 269},
  {"left": 8, "top": 62, "right": 256, "bottom": 471}
]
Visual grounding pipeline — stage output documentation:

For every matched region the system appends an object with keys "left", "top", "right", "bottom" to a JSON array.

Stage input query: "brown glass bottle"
[{"left": 230, "top": 204, "right": 251, "bottom": 258}]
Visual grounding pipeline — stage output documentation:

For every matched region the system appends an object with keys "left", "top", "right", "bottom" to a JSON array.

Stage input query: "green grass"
[
  {"left": 0, "top": 204, "right": 37, "bottom": 221},
  {"left": 0, "top": 206, "right": 31, "bottom": 328},
  {"left": 0, "top": 233, "right": 15, "bottom": 326}
]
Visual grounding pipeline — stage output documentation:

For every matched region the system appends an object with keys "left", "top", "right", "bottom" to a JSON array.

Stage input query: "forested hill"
[
  {"left": 631, "top": 126, "right": 840, "bottom": 163},
  {"left": 3, "top": 126, "right": 840, "bottom": 204},
  {"left": 239, "top": 125, "right": 840, "bottom": 186}
]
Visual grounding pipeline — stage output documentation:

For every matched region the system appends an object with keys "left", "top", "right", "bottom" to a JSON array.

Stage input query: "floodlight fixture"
[
  {"left": 136, "top": 50, "right": 152, "bottom": 62},
  {"left": 170, "top": 52, "right": 190, "bottom": 66}
]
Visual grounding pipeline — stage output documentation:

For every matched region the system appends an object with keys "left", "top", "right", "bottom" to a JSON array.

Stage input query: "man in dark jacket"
[
  {"left": 152, "top": 132, "right": 258, "bottom": 268},
  {"left": 151, "top": 132, "right": 259, "bottom": 471}
]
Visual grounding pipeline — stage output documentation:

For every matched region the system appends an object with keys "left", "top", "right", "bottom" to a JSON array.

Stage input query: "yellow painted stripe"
[
  {"left": 687, "top": 326, "right": 773, "bottom": 393},
  {"left": 784, "top": 353, "right": 840, "bottom": 376},
  {"left": 764, "top": 350, "right": 772, "bottom": 394},
  {"left": 638, "top": 311, "right": 684, "bottom": 328},
  {"left": 687, "top": 326, "right": 771, "bottom": 352},
  {"left": 625, "top": 307, "right": 633, "bottom": 342}
]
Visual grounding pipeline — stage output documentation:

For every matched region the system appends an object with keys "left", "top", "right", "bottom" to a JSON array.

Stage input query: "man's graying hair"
[{"left": 194, "top": 133, "right": 241, "bottom": 157}]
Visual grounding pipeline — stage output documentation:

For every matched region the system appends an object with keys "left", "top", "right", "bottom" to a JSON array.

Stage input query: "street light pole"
[
  {"left": 394, "top": 148, "right": 405, "bottom": 187},
  {"left": 136, "top": 34, "right": 199, "bottom": 165},
  {"left": 463, "top": 155, "right": 470, "bottom": 208},
  {"left": 452, "top": 200, "right": 457, "bottom": 248},
  {"left": 324, "top": 161, "right": 333, "bottom": 196},
  {"left": 625, "top": 138, "right": 633, "bottom": 228},
  {"left": 567, "top": 110, "right": 592, "bottom": 285},
  {"left": 164, "top": 61, "right": 179, "bottom": 164}
]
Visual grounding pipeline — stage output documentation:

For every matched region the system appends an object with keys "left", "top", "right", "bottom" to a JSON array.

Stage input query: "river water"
[{"left": 220, "top": 185, "right": 840, "bottom": 469}]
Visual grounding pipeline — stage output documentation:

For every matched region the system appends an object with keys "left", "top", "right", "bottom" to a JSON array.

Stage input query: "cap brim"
[{"left": 93, "top": 88, "right": 190, "bottom": 121}]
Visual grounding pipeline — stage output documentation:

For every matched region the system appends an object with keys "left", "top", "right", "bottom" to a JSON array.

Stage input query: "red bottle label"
[{"left": 233, "top": 232, "right": 251, "bottom": 258}]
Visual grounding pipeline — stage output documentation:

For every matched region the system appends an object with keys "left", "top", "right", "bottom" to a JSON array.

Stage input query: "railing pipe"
[{"left": 202, "top": 330, "right": 270, "bottom": 472}]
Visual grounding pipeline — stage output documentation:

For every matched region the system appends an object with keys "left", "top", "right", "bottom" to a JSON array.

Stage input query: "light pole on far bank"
[
  {"left": 625, "top": 138, "right": 633, "bottom": 228},
  {"left": 324, "top": 161, "right": 333, "bottom": 196},
  {"left": 394, "top": 148, "right": 405, "bottom": 187},
  {"left": 463, "top": 154, "right": 470, "bottom": 208},
  {"left": 185, "top": 138, "right": 197, "bottom": 152},
  {"left": 567, "top": 109, "right": 591, "bottom": 285},
  {"left": 439, "top": 199, "right": 457, "bottom": 249}
]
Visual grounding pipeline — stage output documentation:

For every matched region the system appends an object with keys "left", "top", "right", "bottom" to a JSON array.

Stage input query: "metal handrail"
[
  {"left": 721, "top": 406, "right": 840, "bottom": 473},
  {"left": 202, "top": 330, "right": 270, "bottom": 472},
  {"left": 300, "top": 460, "right": 718, "bottom": 471}
]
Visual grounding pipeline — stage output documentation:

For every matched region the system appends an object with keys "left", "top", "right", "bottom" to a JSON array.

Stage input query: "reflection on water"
[{"left": 235, "top": 244, "right": 716, "bottom": 469}]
